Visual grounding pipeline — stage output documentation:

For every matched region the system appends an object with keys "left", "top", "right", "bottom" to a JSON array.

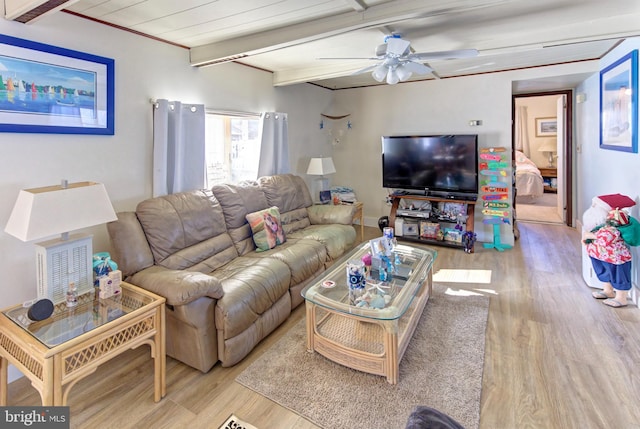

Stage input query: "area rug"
[
  {"left": 236, "top": 285, "right": 489, "bottom": 429},
  {"left": 516, "top": 193, "right": 562, "bottom": 223}
]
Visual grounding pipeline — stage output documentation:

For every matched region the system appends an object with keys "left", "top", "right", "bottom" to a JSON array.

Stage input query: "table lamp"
[
  {"left": 4, "top": 180, "right": 117, "bottom": 304},
  {"left": 306, "top": 157, "right": 336, "bottom": 203},
  {"left": 537, "top": 140, "right": 557, "bottom": 167}
]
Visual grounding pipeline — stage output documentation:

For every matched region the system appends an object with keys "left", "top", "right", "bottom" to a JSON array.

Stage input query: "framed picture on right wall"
[{"left": 599, "top": 49, "right": 638, "bottom": 153}]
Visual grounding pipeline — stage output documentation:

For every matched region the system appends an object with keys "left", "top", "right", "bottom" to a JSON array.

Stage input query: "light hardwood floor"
[{"left": 7, "top": 222, "right": 640, "bottom": 428}]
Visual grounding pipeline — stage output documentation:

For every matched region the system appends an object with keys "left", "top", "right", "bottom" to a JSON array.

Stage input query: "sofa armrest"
[
  {"left": 130, "top": 265, "right": 223, "bottom": 306},
  {"left": 307, "top": 204, "right": 355, "bottom": 225}
]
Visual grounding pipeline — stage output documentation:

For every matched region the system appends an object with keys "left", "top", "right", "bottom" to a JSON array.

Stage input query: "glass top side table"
[{"left": 0, "top": 282, "right": 166, "bottom": 406}]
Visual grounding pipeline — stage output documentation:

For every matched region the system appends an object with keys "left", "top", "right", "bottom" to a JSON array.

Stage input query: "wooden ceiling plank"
[
  {"left": 189, "top": 0, "right": 505, "bottom": 66},
  {"left": 144, "top": 1, "right": 349, "bottom": 45}
]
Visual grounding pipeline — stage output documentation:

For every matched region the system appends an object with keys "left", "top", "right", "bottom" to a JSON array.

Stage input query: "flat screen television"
[{"left": 381, "top": 134, "right": 479, "bottom": 200}]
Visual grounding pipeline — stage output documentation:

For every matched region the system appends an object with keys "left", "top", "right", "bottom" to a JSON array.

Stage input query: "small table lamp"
[
  {"left": 4, "top": 180, "right": 117, "bottom": 304},
  {"left": 306, "top": 157, "right": 336, "bottom": 203},
  {"left": 537, "top": 140, "right": 557, "bottom": 167}
]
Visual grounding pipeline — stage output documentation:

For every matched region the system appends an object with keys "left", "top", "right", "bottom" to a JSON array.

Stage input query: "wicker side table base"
[{"left": 0, "top": 282, "right": 165, "bottom": 406}]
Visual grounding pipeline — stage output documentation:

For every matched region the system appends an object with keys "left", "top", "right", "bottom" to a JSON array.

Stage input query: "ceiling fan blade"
[
  {"left": 351, "top": 65, "right": 379, "bottom": 75},
  {"left": 409, "top": 49, "right": 479, "bottom": 61},
  {"left": 317, "top": 57, "right": 380, "bottom": 60},
  {"left": 386, "top": 38, "right": 411, "bottom": 56},
  {"left": 402, "top": 61, "right": 433, "bottom": 75}
]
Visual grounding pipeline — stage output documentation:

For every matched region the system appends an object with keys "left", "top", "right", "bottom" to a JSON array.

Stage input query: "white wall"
[
  {"left": 0, "top": 14, "right": 330, "bottom": 382},
  {"left": 331, "top": 61, "right": 598, "bottom": 245},
  {"left": 274, "top": 84, "right": 335, "bottom": 182},
  {"left": 576, "top": 38, "right": 640, "bottom": 217}
]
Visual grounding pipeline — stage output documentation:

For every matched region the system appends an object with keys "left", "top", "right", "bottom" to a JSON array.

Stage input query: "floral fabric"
[{"left": 586, "top": 226, "right": 631, "bottom": 265}]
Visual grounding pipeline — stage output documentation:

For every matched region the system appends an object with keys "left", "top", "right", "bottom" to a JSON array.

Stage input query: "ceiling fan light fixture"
[
  {"left": 320, "top": 35, "right": 477, "bottom": 87},
  {"left": 372, "top": 65, "right": 387, "bottom": 82},
  {"left": 396, "top": 64, "right": 413, "bottom": 81},
  {"left": 386, "top": 68, "right": 400, "bottom": 85}
]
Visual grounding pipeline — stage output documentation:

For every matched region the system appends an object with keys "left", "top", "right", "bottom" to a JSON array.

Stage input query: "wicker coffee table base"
[{"left": 305, "top": 272, "right": 431, "bottom": 384}]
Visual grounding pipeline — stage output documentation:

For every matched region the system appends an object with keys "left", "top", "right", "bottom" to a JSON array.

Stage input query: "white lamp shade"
[
  {"left": 306, "top": 157, "right": 336, "bottom": 176},
  {"left": 4, "top": 181, "right": 117, "bottom": 242},
  {"left": 538, "top": 140, "right": 557, "bottom": 152}
]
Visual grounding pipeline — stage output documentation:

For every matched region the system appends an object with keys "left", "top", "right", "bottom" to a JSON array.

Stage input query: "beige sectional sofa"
[{"left": 107, "top": 174, "right": 356, "bottom": 372}]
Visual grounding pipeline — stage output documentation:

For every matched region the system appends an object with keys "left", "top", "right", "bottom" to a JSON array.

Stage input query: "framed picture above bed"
[
  {"left": 599, "top": 49, "right": 638, "bottom": 153},
  {"left": 535, "top": 117, "right": 557, "bottom": 137}
]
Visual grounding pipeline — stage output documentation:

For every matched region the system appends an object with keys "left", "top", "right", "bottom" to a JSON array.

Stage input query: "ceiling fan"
[{"left": 321, "top": 35, "right": 478, "bottom": 85}]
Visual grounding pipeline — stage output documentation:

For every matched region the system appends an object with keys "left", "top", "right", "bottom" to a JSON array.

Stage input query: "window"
[{"left": 205, "top": 113, "right": 261, "bottom": 187}]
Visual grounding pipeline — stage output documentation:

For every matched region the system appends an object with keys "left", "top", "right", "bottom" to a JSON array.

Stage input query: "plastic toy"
[
  {"left": 462, "top": 231, "right": 477, "bottom": 253},
  {"left": 93, "top": 252, "right": 118, "bottom": 286}
]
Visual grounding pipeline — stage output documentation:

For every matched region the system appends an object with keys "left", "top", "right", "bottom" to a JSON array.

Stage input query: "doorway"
[{"left": 512, "top": 90, "right": 573, "bottom": 227}]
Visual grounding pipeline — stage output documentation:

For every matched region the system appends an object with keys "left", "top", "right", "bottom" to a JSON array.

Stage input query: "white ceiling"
[{"left": 56, "top": 0, "right": 640, "bottom": 90}]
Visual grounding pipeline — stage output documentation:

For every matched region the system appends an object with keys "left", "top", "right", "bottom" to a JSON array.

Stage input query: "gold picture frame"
[{"left": 535, "top": 117, "right": 557, "bottom": 137}]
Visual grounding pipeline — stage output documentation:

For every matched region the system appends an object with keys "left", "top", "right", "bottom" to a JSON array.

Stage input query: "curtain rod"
[
  {"left": 205, "top": 108, "right": 261, "bottom": 118},
  {"left": 149, "top": 99, "right": 259, "bottom": 117}
]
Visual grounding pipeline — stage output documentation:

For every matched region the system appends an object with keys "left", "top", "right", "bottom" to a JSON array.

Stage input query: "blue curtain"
[
  {"left": 257, "top": 112, "right": 290, "bottom": 177},
  {"left": 153, "top": 99, "right": 205, "bottom": 196}
]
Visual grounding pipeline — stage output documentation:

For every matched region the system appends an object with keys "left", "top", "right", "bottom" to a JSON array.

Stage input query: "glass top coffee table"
[{"left": 301, "top": 241, "right": 436, "bottom": 384}]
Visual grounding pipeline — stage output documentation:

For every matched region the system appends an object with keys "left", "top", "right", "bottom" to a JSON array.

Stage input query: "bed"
[{"left": 515, "top": 150, "right": 544, "bottom": 198}]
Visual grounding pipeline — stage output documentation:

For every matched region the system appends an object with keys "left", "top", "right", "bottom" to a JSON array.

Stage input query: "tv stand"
[
  {"left": 389, "top": 194, "right": 475, "bottom": 252},
  {"left": 424, "top": 191, "right": 477, "bottom": 201},
  {"left": 391, "top": 189, "right": 424, "bottom": 196}
]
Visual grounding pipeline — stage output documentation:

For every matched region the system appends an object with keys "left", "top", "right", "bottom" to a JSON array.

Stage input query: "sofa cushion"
[
  {"left": 307, "top": 204, "right": 356, "bottom": 225},
  {"left": 280, "top": 207, "right": 312, "bottom": 235},
  {"left": 288, "top": 224, "right": 357, "bottom": 260},
  {"left": 257, "top": 174, "right": 313, "bottom": 213},
  {"left": 219, "top": 293, "right": 291, "bottom": 367},
  {"left": 211, "top": 181, "right": 269, "bottom": 228},
  {"left": 212, "top": 181, "right": 270, "bottom": 255},
  {"left": 130, "top": 265, "right": 223, "bottom": 306},
  {"left": 246, "top": 206, "right": 287, "bottom": 251},
  {"left": 214, "top": 257, "right": 291, "bottom": 339},
  {"left": 136, "top": 189, "right": 238, "bottom": 271},
  {"left": 242, "top": 238, "right": 326, "bottom": 285},
  {"left": 107, "top": 212, "right": 154, "bottom": 278}
]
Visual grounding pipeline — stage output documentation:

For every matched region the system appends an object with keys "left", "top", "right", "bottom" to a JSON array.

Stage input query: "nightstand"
[{"left": 538, "top": 167, "right": 557, "bottom": 193}]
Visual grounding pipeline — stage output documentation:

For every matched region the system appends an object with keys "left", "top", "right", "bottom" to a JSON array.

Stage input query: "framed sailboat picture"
[
  {"left": 599, "top": 49, "right": 638, "bottom": 153},
  {"left": 0, "top": 35, "right": 114, "bottom": 135}
]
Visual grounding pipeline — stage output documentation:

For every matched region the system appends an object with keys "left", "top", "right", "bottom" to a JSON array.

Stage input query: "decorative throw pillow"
[{"left": 245, "top": 206, "right": 287, "bottom": 251}]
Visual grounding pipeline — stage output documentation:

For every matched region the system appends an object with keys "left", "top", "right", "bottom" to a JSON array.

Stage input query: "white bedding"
[{"left": 515, "top": 150, "right": 544, "bottom": 197}]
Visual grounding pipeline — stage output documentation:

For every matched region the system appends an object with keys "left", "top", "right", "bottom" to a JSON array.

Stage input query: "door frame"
[{"left": 512, "top": 90, "right": 573, "bottom": 227}]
